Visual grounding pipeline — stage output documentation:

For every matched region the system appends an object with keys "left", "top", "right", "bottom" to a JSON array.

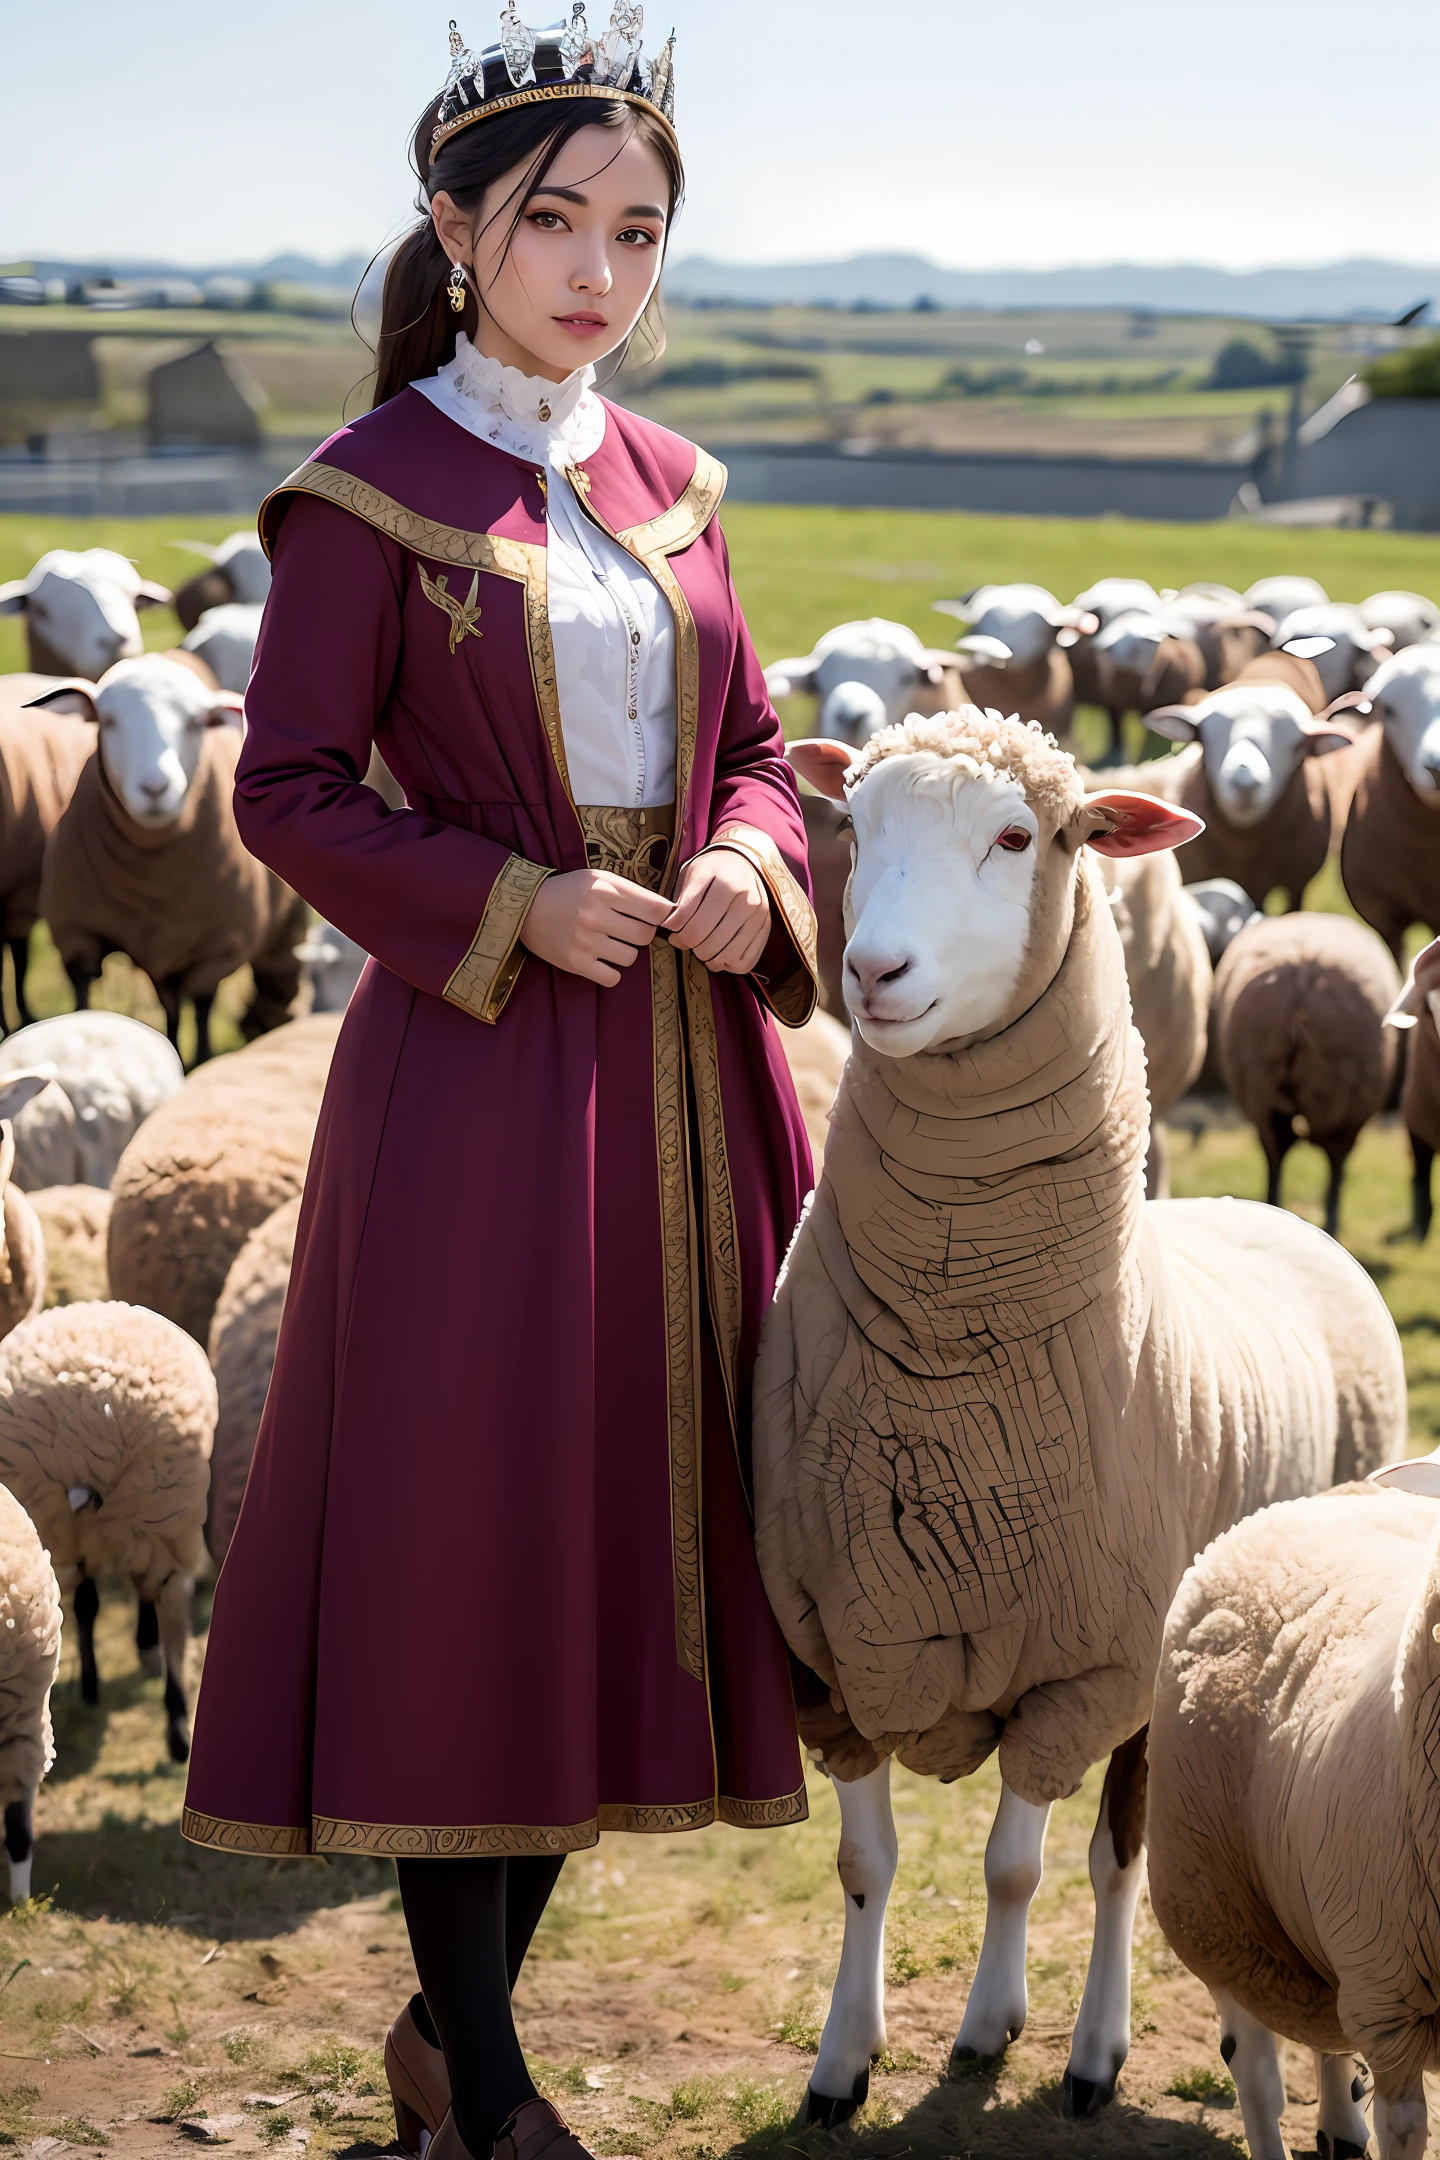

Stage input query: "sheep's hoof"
[
  {"left": 1317, "top": 2138, "right": 1367, "bottom": 2160},
  {"left": 804, "top": 2071, "right": 868, "bottom": 2127},
  {"left": 167, "top": 1726, "right": 191, "bottom": 1766},
  {"left": 1062, "top": 2071, "right": 1116, "bottom": 2119}
]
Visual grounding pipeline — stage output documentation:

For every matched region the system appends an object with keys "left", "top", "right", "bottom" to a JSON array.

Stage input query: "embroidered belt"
[{"left": 578, "top": 804, "right": 675, "bottom": 893}]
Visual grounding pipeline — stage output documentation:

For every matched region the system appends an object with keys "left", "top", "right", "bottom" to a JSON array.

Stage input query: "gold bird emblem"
[{"left": 417, "top": 562, "right": 483, "bottom": 653}]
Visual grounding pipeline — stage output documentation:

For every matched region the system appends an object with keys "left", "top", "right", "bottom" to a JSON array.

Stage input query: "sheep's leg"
[
  {"left": 73, "top": 1575, "right": 99, "bottom": 1707},
  {"left": 157, "top": 1574, "right": 194, "bottom": 1764},
  {"left": 191, "top": 991, "right": 216, "bottom": 1065},
  {"left": 134, "top": 1596, "right": 162, "bottom": 1679},
  {"left": 1064, "top": 1727, "right": 1148, "bottom": 2117},
  {"left": 64, "top": 963, "right": 95, "bottom": 1014},
  {"left": 1264, "top": 1112, "right": 1295, "bottom": 1209},
  {"left": 1314, "top": 2051, "right": 1369, "bottom": 2160},
  {"left": 5, "top": 938, "right": 31, "bottom": 1031},
  {"left": 155, "top": 980, "right": 183, "bottom": 1052},
  {"left": 1213, "top": 1987, "right": 1290, "bottom": 2160},
  {"left": 1410, "top": 1135, "right": 1434, "bottom": 1241},
  {"left": 1374, "top": 2080, "right": 1426, "bottom": 2160},
  {"left": 806, "top": 1759, "right": 895, "bottom": 2127},
  {"left": 952, "top": 1781, "right": 1051, "bottom": 2063},
  {"left": 1322, "top": 1146, "right": 1349, "bottom": 1241},
  {"left": 3, "top": 1797, "right": 34, "bottom": 1904}
]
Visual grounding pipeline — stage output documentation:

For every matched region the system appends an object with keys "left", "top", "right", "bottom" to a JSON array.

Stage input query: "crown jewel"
[{"left": 431, "top": 5, "right": 676, "bottom": 162}]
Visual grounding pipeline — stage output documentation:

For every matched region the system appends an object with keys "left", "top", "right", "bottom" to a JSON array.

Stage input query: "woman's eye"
[
  {"left": 528, "top": 211, "right": 565, "bottom": 230},
  {"left": 616, "top": 226, "right": 659, "bottom": 247},
  {"left": 995, "top": 827, "right": 1032, "bottom": 853}
]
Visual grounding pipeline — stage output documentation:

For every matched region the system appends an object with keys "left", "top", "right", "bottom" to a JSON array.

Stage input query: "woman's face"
[{"left": 432, "top": 121, "right": 670, "bottom": 382}]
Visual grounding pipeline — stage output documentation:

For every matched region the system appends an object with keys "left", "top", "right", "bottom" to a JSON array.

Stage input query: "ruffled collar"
[{"left": 422, "top": 332, "right": 606, "bottom": 465}]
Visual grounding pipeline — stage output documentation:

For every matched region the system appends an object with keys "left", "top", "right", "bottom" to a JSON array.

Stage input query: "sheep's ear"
[
  {"left": 1144, "top": 704, "right": 1202, "bottom": 743},
  {"left": 931, "top": 597, "right": 972, "bottom": 623},
  {"left": 1281, "top": 634, "right": 1336, "bottom": 660},
  {"left": 1369, "top": 627, "right": 1396, "bottom": 650},
  {"left": 1315, "top": 690, "right": 1372, "bottom": 727},
  {"left": 0, "top": 1069, "right": 56, "bottom": 1125},
  {"left": 1055, "top": 609, "right": 1100, "bottom": 647},
  {"left": 956, "top": 634, "right": 1013, "bottom": 668},
  {"left": 24, "top": 682, "right": 99, "bottom": 723},
  {"left": 1079, "top": 790, "right": 1206, "bottom": 858},
  {"left": 764, "top": 658, "right": 817, "bottom": 700},
  {"left": 787, "top": 738, "right": 857, "bottom": 802},
  {"left": 133, "top": 580, "right": 175, "bottom": 609},
  {"left": 0, "top": 581, "right": 30, "bottom": 616},
  {"left": 203, "top": 693, "right": 246, "bottom": 729}
]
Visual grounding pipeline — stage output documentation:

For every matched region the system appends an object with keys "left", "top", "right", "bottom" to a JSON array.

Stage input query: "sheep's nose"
[
  {"left": 850, "top": 949, "right": 914, "bottom": 1002},
  {"left": 140, "top": 779, "right": 169, "bottom": 802}
]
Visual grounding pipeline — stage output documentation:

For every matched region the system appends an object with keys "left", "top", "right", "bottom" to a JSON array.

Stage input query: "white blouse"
[{"left": 414, "top": 336, "right": 677, "bottom": 810}]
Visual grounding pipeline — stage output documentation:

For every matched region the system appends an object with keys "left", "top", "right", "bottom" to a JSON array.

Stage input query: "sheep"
[
  {"left": 1144, "top": 655, "right": 1357, "bottom": 910},
  {"left": 932, "top": 582, "right": 1092, "bottom": 741},
  {"left": 755, "top": 709, "right": 1404, "bottom": 2127},
  {"left": 763, "top": 619, "right": 960, "bottom": 727},
  {"left": 0, "top": 677, "right": 98, "bottom": 1034},
  {"left": 781, "top": 1006, "right": 850, "bottom": 1170},
  {"left": 1096, "top": 843, "right": 1211, "bottom": 1197},
  {"left": 0, "top": 1012, "right": 183, "bottom": 1190},
  {"left": 181, "top": 601, "right": 263, "bottom": 696},
  {"left": 107, "top": 1012, "right": 341, "bottom": 1346},
  {"left": 206, "top": 1194, "right": 300, "bottom": 1568},
  {"left": 1359, "top": 587, "right": 1439, "bottom": 652},
  {"left": 0, "top": 1302, "right": 214, "bottom": 1763},
  {"left": 816, "top": 680, "right": 887, "bottom": 749},
  {"left": 1269, "top": 601, "right": 1394, "bottom": 702},
  {"left": 25, "top": 1187, "right": 112, "bottom": 1308},
  {"left": 0, "top": 1075, "right": 51, "bottom": 1344},
  {"left": 170, "top": 531, "right": 271, "bottom": 633},
  {"left": 1243, "top": 573, "right": 1328, "bottom": 624},
  {"left": 1340, "top": 642, "right": 1440, "bottom": 958},
  {"left": 799, "top": 683, "right": 890, "bottom": 1018},
  {"left": 1183, "top": 877, "right": 1261, "bottom": 968},
  {"left": 1214, "top": 911, "right": 1400, "bottom": 1236},
  {"left": 1068, "top": 579, "right": 1164, "bottom": 762},
  {"left": 1090, "top": 609, "right": 1207, "bottom": 735},
  {"left": 29, "top": 654, "right": 306, "bottom": 1059},
  {"left": 0, "top": 1484, "right": 62, "bottom": 1902},
  {"left": 296, "top": 921, "right": 368, "bottom": 1015},
  {"left": 0, "top": 551, "right": 172, "bottom": 681},
  {"left": 1146, "top": 1483, "right": 1440, "bottom": 2160},
  {"left": 1162, "top": 589, "right": 1277, "bottom": 690}
]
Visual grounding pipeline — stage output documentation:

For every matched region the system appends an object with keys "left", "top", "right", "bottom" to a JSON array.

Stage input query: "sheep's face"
[
  {"left": 0, "top": 550, "right": 153, "bottom": 680},
  {"left": 948, "top": 584, "right": 1082, "bottom": 676},
  {"left": 1365, "top": 644, "right": 1440, "bottom": 802},
  {"left": 1359, "top": 590, "right": 1440, "bottom": 654},
  {"left": 768, "top": 619, "right": 946, "bottom": 728},
  {"left": 1245, "top": 576, "right": 1328, "bottom": 625},
  {"left": 816, "top": 679, "right": 890, "bottom": 750},
  {"left": 1073, "top": 577, "right": 1161, "bottom": 630},
  {"left": 1148, "top": 685, "right": 1352, "bottom": 829},
  {"left": 88, "top": 657, "right": 243, "bottom": 825},
  {"left": 1092, "top": 611, "right": 1167, "bottom": 694},
  {"left": 1272, "top": 603, "right": 1392, "bottom": 699},
  {"left": 208, "top": 533, "right": 271, "bottom": 606},
  {"left": 182, "top": 601, "right": 263, "bottom": 697}
]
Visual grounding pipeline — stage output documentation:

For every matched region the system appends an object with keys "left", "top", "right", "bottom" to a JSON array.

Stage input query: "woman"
[{"left": 181, "top": 14, "right": 820, "bottom": 2160}]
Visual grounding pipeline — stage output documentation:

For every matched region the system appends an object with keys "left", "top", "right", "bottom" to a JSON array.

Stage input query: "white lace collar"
[{"left": 421, "top": 332, "right": 606, "bottom": 465}]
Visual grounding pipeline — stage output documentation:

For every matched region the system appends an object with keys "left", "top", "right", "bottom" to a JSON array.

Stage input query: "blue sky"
[{"left": 5, "top": 0, "right": 1438, "bottom": 270}]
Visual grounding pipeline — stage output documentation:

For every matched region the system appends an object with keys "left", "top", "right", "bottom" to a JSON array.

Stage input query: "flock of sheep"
[{"left": 0, "top": 532, "right": 1438, "bottom": 2157}]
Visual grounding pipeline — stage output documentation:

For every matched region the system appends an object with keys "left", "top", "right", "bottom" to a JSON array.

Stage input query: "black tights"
[{"left": 398, "top": 1854, "right": 565, "bottom": 2156}]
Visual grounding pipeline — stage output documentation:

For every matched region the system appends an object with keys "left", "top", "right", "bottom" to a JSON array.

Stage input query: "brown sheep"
[
  {"left": 1340, "top": 643, "right": 1440, "bottom": 960},
  {"left": 0, "top": 679, "right": 96, "bottom": 1032},
  {"left": 1214, "top": 911, "right": 1401, "bottom": 1235}
]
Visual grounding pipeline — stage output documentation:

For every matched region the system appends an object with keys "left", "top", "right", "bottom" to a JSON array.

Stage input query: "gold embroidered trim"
[
  {"left": 417, "top": 562, "right": 484, "bottom": 653},
  {"left": 720, "top": 1784, "right": 809, "bottom": 1829},
  {"left": 650, "top": 937, "right": 703, "bottom": 1682},
  {"left": 444, "top": 854, "right": 554, "bottom": 1023},
  {"left": 616, "top": 449, "right": 729, "bottom": 561},
  {"left": 257, "top": 462, "right": 577, "bottom": 814},
  {"left": 646, "top": 556, "right": 700, "bottom": 898},
  {"left": 680, "top": 952, "right": 743, "bottom": 1437},
  {"left": 430, "top": 83, "right": 679, "bottom": 165},
  {"left": 707, "top": 824, "right": 820, "bottom": 1028},
  {"left": 579, "top": 804, "right": 674, "bottom": 891},
  {"left": 180, "top": 1807, "right": 312, "bottom": 1857}
]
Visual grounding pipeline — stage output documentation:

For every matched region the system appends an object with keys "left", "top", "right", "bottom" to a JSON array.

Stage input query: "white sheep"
[
  {"left": 1269, "top": 601, "right": 1394, "bottom": 701},
  {"left": 170, "top": 532, "right": 271, "bottom": 633},
  {"left": 1341, "top": 641, "right": 1440, "bottom": 958},
  {"left": 0, "top": 1012, "right": 183, "bottom": 1190},
  {"left": 0, "top": 551, "right": 173, "bottom": 681},
  {"left": 756, "top": 710, "right": 1405, "bottom": 2128},
  {"left": 29, "top": 654, "right": 305, "bottom": 1059},
  {"left": 932, "top": 582, "right": 1092, "bottom": 739},
  {"left": 1147, "top": 1484, "right": 1440, "bottom": 2160},
  {"left": 181, "top": 601, "right": 263, "bottom": 695},
  {"left": 0, "top": 1302, "right": 215, "bottom": 1763},
  {"left": 1243, "top": 573, "right": 1328, "bottom": 624},
  {"left": 762, "top": 619, "right": 960, "bottom": 727},
  {"left": 206, "top": 1195, "right": 300, "bottom": 1567},
  {"left": 1359, "top": 587, "right": 1439, "bottom": 652},
  {"left": 0, "top": 1483, "right": 62, "bottom": 1902}
]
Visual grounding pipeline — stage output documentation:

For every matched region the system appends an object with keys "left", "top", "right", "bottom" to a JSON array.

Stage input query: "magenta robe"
[{"left": 181, "top": 390, "right": 819, "bottom": 1858}]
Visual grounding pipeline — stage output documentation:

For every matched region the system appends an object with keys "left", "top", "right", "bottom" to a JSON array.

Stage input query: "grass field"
[{"left": 2, "top": 501, "right": 1440, "bottom": 2152}]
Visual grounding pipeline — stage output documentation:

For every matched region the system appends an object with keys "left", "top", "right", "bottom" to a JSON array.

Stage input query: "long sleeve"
[
  {"left": 695, "top": 558, "right": 820, "bottom": 1027},
  {"left": 236, "top": 496, "right": 551, "bottom": 1022}
]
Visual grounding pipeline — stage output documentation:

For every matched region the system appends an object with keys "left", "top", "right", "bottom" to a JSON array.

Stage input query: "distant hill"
[
  {"left": 3, "top": 252, "right": 371, "bottom": 292},
  {"left": 663, "top": 253, "right": 1439, "bottom": 321}
]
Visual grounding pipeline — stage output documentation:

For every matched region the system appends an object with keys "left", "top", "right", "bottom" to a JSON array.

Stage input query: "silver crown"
[{"left": 432, "top": 6, "right": 676, "bottom": 159}]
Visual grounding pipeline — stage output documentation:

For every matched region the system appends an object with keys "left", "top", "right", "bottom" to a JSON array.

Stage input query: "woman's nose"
[{"left": 572, "top": 253, "right": 613, "bottom": 298}]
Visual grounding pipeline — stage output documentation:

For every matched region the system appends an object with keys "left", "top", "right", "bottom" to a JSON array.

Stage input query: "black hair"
[{"left": 370, "top": 94, "right": 684, "bottom": 406}]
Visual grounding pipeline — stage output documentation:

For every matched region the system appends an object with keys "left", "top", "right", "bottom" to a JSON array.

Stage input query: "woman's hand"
[
  {"left": 521, "top": 868, "right": 672, "bottom": 987},
  {"left": 665, "top": 848, "right": 772, "bottom": 975}
]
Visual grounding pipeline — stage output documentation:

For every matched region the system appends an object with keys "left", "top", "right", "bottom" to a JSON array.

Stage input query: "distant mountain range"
[
  {"left": 664, "top": 254, "right": 1439, "bottom": 320},
  {"left": 5, "top": 250, "right": 1437, "bottom": 322}
]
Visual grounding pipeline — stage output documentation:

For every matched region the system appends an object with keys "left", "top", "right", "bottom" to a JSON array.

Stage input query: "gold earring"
[{"left": 448, "top": 261, "right": 467, "bottom": 314}]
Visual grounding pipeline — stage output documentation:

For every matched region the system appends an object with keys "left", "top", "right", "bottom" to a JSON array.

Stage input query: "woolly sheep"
[
  {"left": 1396, "top": 967, "right": 1440, "bottom": 1240},
  {"left": 1214, "top": 910, "right": 1400, "bottom": 1235},
  {"left": 29, "top": 654, "right": 306, "bottom": 1059},
  {"left": 0, "top": 677, "right": 97, "bottom": 1034},
  {"left": 1340, "top": 641, "right": 1440, "bottom": 958},
  {"left": 1147, "top": 1485, "right": 1440, "bottom": 2160},
  {"left": 170, "top": 532, "right": 271, "bottom": 632},
  {"left": 181, "top": 601, "right": 263, "bottom": 696},
  {"left": 1269, "top": 601, "right": 1394, "bottom": 701},
  {"left": 0, "top": 1076, "right": 51, "bottom": 1344},
  {"left": 0, "top": 1302, "right": 214, "bottom": 1762},
  {"left": 932, "top": 582, "right": 1091, "bottom": 741},
  {"left": 0, "top": 1484, "right": 62, "bottom": 1901},
  {"left": 1097, "top": 844, "right": 1211, "bottom": 1197},
  {"left": 763, "top": 619, "right": 960, "bottom": 727},
  {"left": 1090, "top": 609, "right": 1207, "bottom": 732},
  {"left": 1359, "top": 587, "right": 1439, "bottom": 652},
  {"left": 0, "top": 1012, "right": 183, "bottom": 1190},
  {"left": 0, "top": 551, "right": 172, "bottom": 681},
  {"left": 206, "top": 1195, "right": 300, "bottom": 1567},
  {"left": 1068, "top": 580, "right": 1163, "bottom": 762},
  {"left": 780, "top": 1006, "right": 849, "bottom": 1168},
  {"left": 760, "top": 710, "right": 1404, "bottom": 2125},
  {"left": 25, "top": 1187, "right": 112, "bottom": 1307},
  {"left": 107, "top": 1012, "right": 341, "bottom": 1345}
]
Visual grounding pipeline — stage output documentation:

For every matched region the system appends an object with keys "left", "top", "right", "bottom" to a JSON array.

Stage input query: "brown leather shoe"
[
  {"left": 385, "top": 2000, "right": 451, "bottom": 2155},
  {"left": 492, "top": 2098, "right": 597, "bottom": 2160}
]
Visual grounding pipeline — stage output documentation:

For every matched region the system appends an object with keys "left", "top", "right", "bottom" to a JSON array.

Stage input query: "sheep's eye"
[{"left": 996, "top": 826, "right": 1032, "bottom": 852}]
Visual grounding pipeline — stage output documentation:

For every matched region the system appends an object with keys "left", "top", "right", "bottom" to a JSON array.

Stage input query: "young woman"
[{"left": 181, "top": 13, "right": 820, "bottom": 2160}]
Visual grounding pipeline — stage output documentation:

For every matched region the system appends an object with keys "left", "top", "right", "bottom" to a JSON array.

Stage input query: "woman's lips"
[{"left": 555, "top": 313, "right": 609, "bottom": 335}]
